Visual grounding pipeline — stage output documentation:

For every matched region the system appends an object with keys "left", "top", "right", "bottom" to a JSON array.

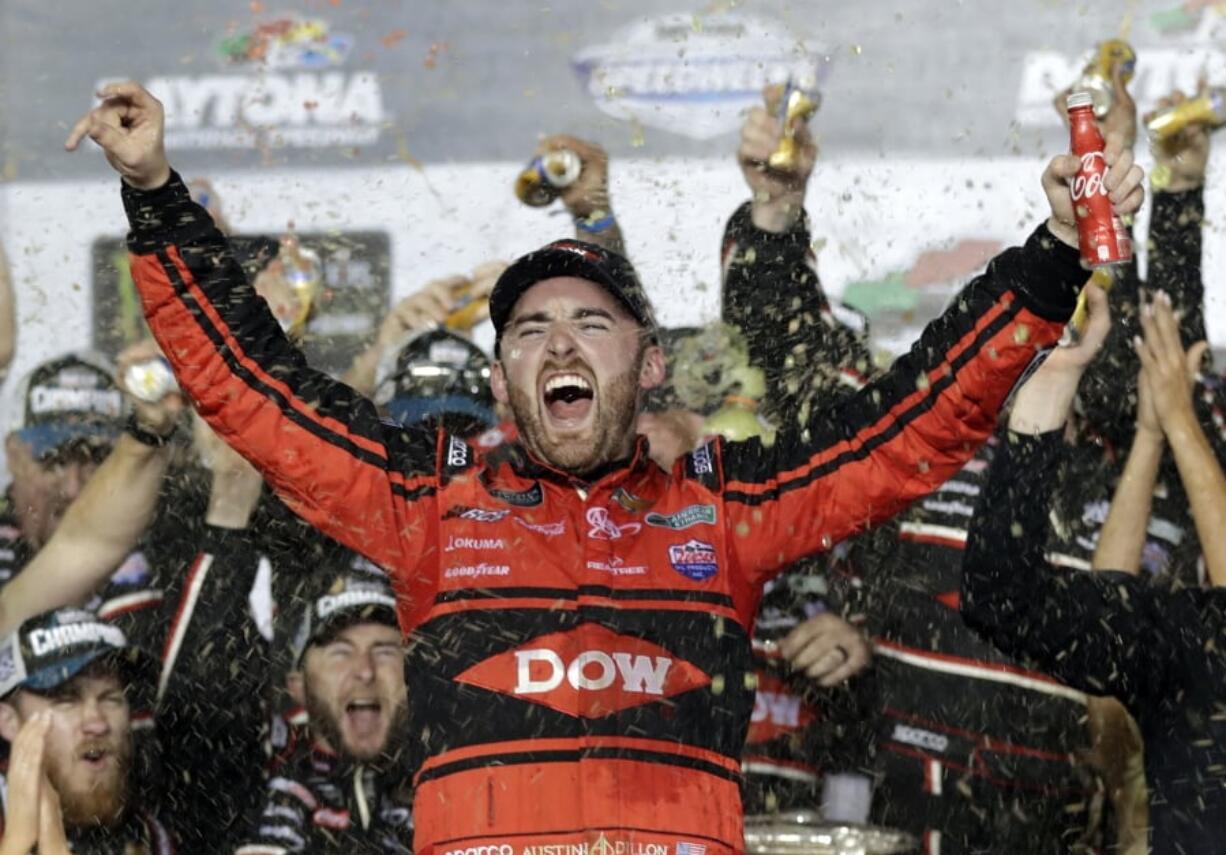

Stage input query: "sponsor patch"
[
  {"left": 455, "top": 623, "right": 709, "bottom": 717},
  {"left": 514, "top": 517, "right": 566, "bottom": 537},
  {"left": 445, "top": 535, "right": 507, "bottom": 552},
  {"left": 485, "top": 481, "right": 543, "bottom": 507},
  {"left": 691, "top": 443, "right": 714, "bottom": 475},
  {"left": 645, "top": 504, "right": 716, "bottom": 531},
  {"left": 586, "top": 507, "right": 642, "bottom": 540},
  {"left": 890, "top": 723, "right": 950, "bottom": 754},
  {"left": 447, "top": 436, "right": 470, "bottom": 468},
  {"left": 586, "top": 557, "right": 648, "bottom": 576},
  {"left": 444, "top": 506, "right": 510, "bottom": 523},
  {"left": 667, "top": 539, "right": 718, "bottom": 581},
  {"left": 445, "top": 564, "right": 511, "bottom": 579}
]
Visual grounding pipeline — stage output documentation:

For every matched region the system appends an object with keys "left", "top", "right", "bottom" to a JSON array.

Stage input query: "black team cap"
[{"left": 489, "top": 239, "right": 659, "bottom": 357}]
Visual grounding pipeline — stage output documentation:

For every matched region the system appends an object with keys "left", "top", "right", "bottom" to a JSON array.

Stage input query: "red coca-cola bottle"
[{"left": 1067, "top": 91, "right": 1131, "bottom": 267}]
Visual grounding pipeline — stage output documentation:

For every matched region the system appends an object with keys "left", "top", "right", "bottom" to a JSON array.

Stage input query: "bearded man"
[{"left": 0, "top": 609, "right": 170, "bottom": 853}]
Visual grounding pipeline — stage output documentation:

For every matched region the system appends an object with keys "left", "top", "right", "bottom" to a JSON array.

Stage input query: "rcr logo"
[
  {"left": 515, "top": 649, "right": 672, "bottom": 695},
  {"left": 445, "top": 506, "right": 510, "bottom": 523},
  {"left": 586, "top": 507, "right": 642, "bottom": 540},
  {"left": 891, "top": 723, "right": 950, "bottom": 754}
]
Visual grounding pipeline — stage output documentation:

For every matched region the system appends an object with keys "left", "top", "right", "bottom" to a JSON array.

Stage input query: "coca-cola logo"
[
  {"left": 454, "top": 623, "right": 710, "bottom": 717},
  {"left": 1070, "top": 151, "right": 1107, "bottom": 202}
]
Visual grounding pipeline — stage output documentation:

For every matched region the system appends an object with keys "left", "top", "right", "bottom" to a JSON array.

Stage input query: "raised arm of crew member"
[
  {"left": 722, "top": 85, "right": 874, "bottom": 421},
  {"left": 0, "top": 343, "right": 181, "bottom": 636},
  {"left": 65, "top": 82, "right": 439, "bottom": 591},
  {"left": 1090, "top": 320, "right": 1168, "bottom": 575},
  {"left": 539, "top": 134, "right": 628, "bottom": 257},
  {"left": 960, "top": 286, "right": 1171, "bottom": 706},
  {"left": 719, "top": 122, "right": 1145, "bottom": 585},
  {"left": 1137, "top": 293, "right": 1224, "bottom": 584},
  {"left": 1147, "top": 88, "right": 1211, "bottom": 343}
]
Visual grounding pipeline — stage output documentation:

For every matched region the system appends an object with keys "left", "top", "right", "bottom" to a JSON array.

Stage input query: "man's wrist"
[
  {"left": 574, "top": 210, "right": 617, "bottom": 235},
  {"left": 124, "top": 413, "right": 176, "bottom": 449},
  {"left": 1045, "top": 215, "right": 1079, "bottom": 249},
  {"left": 1133, "top": 423, "right": 1166, "bottom": 448},
  {"left": 121, "top": 163, "right": 173, "bottom": 192},
  {"left": 1154, "top": 176, "right": 1204, "bottom": 194},
  {"left": 1009, "top": 371, "right": 1081, "bottom": 435},
  {"left": 1160, "top": 406, "right": 1201, "bottom": 441},
  {"left": 751, "top": 196, "right": 804, "bottom": 234}
]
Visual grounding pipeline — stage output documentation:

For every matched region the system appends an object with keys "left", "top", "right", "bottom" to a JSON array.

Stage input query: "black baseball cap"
[
  {"left": 374, "top": 328, "right": 495, "bottom": 436},
  {"left": 7, "top": 352, "right": 125, "bottom": 459},
  {"left": 0, "top": 608, "right": 150, "bottom": 699},
  {"left": 290, "top": 556, "right": 400, "bottom": 668},
  {"left": 489, "top": 239, "right": 659, "bottom": 356}
]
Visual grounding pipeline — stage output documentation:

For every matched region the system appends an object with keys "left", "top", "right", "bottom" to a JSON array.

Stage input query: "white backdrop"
[{"left": 3, "top": 148, "right": 1224, "bottom": 479}]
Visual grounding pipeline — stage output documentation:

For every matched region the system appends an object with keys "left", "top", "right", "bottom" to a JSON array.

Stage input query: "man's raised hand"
[
  {"left": 1042, "top": 131, "right": 1144, "bottom": 248},
  {"left": 65, "top": 81, "right": 171, "bottom": 190},
  {"left": 738, "top": 84, "right": 817, "bottom": 234}
]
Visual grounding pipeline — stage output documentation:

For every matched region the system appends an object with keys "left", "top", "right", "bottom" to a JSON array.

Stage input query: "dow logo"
[{"left": 455, "top": 624, "right": 710, "bottom": 717}]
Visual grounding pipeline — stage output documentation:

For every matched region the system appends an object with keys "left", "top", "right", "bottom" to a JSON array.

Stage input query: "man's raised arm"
[
  {"left": 66, "top": 82, "right": 437, "bottom": 577},
  {"left": 720, "top": 135, "right": 1145, "bottom": 583}
]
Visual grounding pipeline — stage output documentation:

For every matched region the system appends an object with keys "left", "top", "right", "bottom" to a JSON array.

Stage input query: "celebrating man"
[
  {"left": 68, "top": 81, "right": 1143, "bottom": 853},
  {"left": 239, "top": 564, "right": 413, "bottom": 854},
  {"left": 0, "top": 609, "right": 170, "bottom": 852}
]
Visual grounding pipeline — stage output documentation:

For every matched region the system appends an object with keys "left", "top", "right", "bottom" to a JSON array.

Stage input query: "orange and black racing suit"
[{"left": 122, "top": 173, "right": 1086, "bottom": 854}]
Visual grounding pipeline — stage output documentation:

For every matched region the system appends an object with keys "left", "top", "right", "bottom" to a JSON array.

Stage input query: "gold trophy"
[
  {"left": 278, "top": 236, "right": 324, "bottom": 339},
  {"left": 1075, "top": 39, "right": 1137, "bottom": 119},
  {"left": 768, "top": 78, "right": 819, "bottom": 171},
  {"left": 444, "top": 280, "right": 488, "bottom": 332}
]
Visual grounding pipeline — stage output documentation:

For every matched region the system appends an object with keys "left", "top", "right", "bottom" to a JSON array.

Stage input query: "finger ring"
[{"left": 834, "top": 644, "right": 849, "bottom": 663}]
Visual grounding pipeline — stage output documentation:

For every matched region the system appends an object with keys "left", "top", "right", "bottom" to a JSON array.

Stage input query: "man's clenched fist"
[
  {"left": 65, "top": 82, "right": 171, "bottom": 190},
  {"left": 1041, "top": 130, "right": 1144, "bottom": 249}
]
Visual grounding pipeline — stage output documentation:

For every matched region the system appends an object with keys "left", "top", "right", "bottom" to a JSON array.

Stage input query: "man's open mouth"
[
  {"left": 80, "top": 746, "right": 112, "bottom": 770},
  {"left": 344, "top": 699, "right": 384, "bottom": 735},
  {"left": 542, "top": 373, "right": 595, "bottom": 424}
]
